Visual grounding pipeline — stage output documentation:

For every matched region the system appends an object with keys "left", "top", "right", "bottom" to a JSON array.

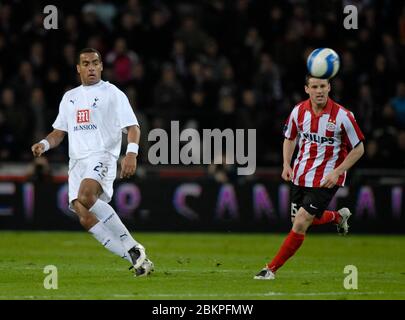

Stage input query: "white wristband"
[
  {"left": 126, "top": 143, "right": 139, "bottom": 155},
  {"left": 40, "top": 139, "right": 50, "bottom": 152}
]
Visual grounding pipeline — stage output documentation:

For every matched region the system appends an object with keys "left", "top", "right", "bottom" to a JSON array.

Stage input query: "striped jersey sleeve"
[
  {"left": 341, "top": 111, "right": 365, "bottom": 149},
  {"left": 283, "top": 105, "right": 300, "bottom": 140}
]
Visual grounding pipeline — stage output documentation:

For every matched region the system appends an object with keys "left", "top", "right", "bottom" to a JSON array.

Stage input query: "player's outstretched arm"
[{"left": 31, "top": 129, "right": 66, "bottom": 157}]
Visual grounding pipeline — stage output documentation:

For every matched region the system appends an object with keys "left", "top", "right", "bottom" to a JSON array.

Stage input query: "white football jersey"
[{"left": 52, "top": 80, "right": 139, "bottom": 159}]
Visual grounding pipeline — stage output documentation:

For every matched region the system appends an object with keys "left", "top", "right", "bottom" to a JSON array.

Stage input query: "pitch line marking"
[{"left": 2, "top": 291, "right": 405, "bottom": 299}]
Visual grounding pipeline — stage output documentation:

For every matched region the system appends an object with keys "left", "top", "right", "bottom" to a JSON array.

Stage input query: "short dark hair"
[
  {"left": 305, "top": 73, "right": 330, "bottom": 86},
  {"left": 76, "top": 48, "right": 102, "bottom": 64}
]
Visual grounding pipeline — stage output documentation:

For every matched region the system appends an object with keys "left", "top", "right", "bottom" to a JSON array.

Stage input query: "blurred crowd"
[{"left": 0, "top": 0, "right": 405, "bottom": 168}]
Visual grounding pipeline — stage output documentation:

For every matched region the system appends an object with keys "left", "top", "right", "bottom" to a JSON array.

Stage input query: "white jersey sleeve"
[
  {"left": 52, "top": 93, "right": 68, "bottom": 132},
  {"left": 114, "top": 88, "right": 139, "bottom": 134}
]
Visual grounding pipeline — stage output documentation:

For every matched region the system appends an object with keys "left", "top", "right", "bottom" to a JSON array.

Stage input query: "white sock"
[
  {"left": 89, "top": 221, "right": 133, "bottom": 263},
  {"left": 89, "top": 199, "right": 139, "bottom": 251}
]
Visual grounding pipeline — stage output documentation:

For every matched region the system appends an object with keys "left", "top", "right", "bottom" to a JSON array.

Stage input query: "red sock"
[
  {"left": 267, "top": 230, "right": 305, "bottom": 273},
  {"left": 312, "top": 210, "right": 340, "bottom": 226}
]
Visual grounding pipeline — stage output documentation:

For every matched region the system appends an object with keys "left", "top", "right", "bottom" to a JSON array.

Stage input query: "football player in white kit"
[{"left": 31, "top": 48, "right": 153, "bottom": 277}]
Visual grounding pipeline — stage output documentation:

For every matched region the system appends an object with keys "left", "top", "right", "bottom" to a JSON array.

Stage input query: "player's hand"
[
  {"left": 281, "top": 164, "right": 293, "bottom": 182},
  {"left": 31, "top": 143, "right": 45, "bottom": 158},
  {"left": 120, "top": 153, "right": 137, "bottom": 179},
  {"left": 320, "top": 170, "right": 339, "bottom": 188}
]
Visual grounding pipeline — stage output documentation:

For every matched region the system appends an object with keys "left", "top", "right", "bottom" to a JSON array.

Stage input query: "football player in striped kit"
[{"left": 255, "top": 74, "right": 364, "bottom": 280}]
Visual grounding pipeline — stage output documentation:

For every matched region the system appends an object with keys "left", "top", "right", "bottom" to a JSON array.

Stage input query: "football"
[{"left": 307, "top": 48, "right": 340, "bottom": 79}]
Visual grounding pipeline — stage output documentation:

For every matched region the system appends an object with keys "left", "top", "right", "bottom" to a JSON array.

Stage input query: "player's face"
[
  {"left": 305, "top": 78, "right": 330, "bottom": 107},
  {"left": 77, "top": 52, "right": 103, "bottom": 86}
]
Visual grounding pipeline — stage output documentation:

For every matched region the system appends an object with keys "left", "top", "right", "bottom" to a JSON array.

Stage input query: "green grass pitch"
[{"left": 0, "top": 231, "right": 404, "bottom": 300}]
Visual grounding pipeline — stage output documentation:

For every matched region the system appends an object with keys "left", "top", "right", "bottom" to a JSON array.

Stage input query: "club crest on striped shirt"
[{"left": 326, "top": 121, "right": 336, "bottom": 131}]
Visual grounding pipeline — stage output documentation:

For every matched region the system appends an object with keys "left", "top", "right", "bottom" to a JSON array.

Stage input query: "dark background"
[{"left": 0, "top": 0, "right": 404, "bottom": 232}]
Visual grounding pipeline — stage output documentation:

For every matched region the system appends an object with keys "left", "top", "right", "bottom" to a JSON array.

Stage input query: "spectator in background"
[
  {"left": 0, "top": 33, "right": 13, "bottom": 78},
  {"left": 369, "top": 103, "right": 399, "bottom": 166},
  {"left": 254, "top": 53, "right": 282, "bottom": 106},
  {"left": 392, "top": 130, "right": 405, "bottom": 168},
  {"left": 43, "top": 67, "right": 64, "bottom": 119},
  {"left": 114, "top": 12, "right": 145, "bottom": 53},
  {"left": 0, "top": 88, "right": 29, "bottom": 158},
  {"left": 153, "top": 63, "right": 185, "bottom": 127},
  {"left": 0, "top": 110, "right": 13, "bottom": 160},
  {"left": 175, "top": 16, "right": 209, "bottom": 56},
  {"left": 390, "top": 82, "right": 405, "bottom": 128},
  {"left": 105, "top": 37, "right": 139, "bottom": 85},
  {"left": 398, "top": 5, "right": 405, "bottom": 46},
  {"left": 0, "top": 4, "right": 13, "bottom": 35},
  {"left": 122, "top": 0, "right": 143, "bottom": 17},
  {"left": 216, "top": 90, "right": 237, "bottom": 130},
  {"left": 145, "top": 9, "right": 173, "bottom": 63},
  {"left": 369, "top": 54, "right": 395, "bottom": 105},
  {"left": 86, "top": 35, "right": 107, "bottom": 56},
  {"left": 83, "top": 0, "right": 117, "bottom": 31},
  {"left": 340, "top": 51, "right": 359, "bottom": 104},
  {"left": 12, "top": 61, "right": 40, "bottom": 102},
  {"left": 29, "top": 42, "right": 46, "bottom": 78},
  {"left": 127, "top": 61, "right": 150, "bottom": 110},
  {"left": 218, "top": 63, "right": 238, "bottom": 99},
  {"left": 60, "top": 43, "right": 79, "bottom": 86},
  {"left": 329, "top": 78, "right": 345, "bottom": 105},
  {"left": 187, "top": 88, "right": 214, "bottom": 132},
  {"left": 237, "top": 88, "right": 261, "bottom": 130},
  {"left": 62, "top": 15, "right": 81, "bottom": 45},
  {"left": 81, "top": 4, "right": 109, "bottom": 39},
  {"left": 239, "top": 28, "right": 263, "bottom": 83},
  {"left": 171, "top": 39, "right": 188, "bottom": 81},
  {"left": 21, "top": 12, "right": 48, "bottom": 46},
  {"left": 382, "top": 33, "right": 400, "bottom": 73},
  {"left": 186, "top": 60, "right": 205, "bottom": 93},
  {"left": 29, "top": 88, "right": 47, "bottom": 142},
  {"left": 199, "top": 38, "right": 227, "bottom": 81},
  {"left": 355, "top": 84, "right": 375, "bottom": 135},
  {"left": 361, "top": 139, "right": 385, "bottom": 168}
]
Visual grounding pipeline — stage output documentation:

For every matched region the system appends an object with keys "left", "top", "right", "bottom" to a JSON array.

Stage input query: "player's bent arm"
[
  {"left": 120, "top": 125, "right": 141, "bottom": 179},
  {"left": 32, "top": 129, "right": 66, "bottom": 157},
  {"left": 44, "top": 129, "right": 66, "bottom": 149},
  {"left": 334, "top": 142, "right": 364, "bottom": 175},
  {"left": 126, "top": 125, "right": 141, "bottom": 155},
  {"left": 283, "top": 138, "right": 297, "bottom": 168}
]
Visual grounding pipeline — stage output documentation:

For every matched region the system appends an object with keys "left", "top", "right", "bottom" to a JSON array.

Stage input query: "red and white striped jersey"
[{"left": 283, "top": 98, "right": 364, "bottom": 187}]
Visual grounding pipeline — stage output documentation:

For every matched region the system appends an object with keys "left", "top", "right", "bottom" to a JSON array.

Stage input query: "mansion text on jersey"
[{"left": 74, "top": 124, "right": 98, "bottom": 131}]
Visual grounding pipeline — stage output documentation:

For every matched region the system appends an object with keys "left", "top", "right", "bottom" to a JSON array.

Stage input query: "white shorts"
[{"left": 68, "top": 152, "right": 117, "bottom": 209}]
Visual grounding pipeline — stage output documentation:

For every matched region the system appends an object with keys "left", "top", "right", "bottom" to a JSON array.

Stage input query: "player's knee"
[
  {"left": 292, "top": 210, "right": 313, "bottom": 233},
  {"left": 77, "top": 189, "right": 97, "bottom": 209},
  {"left": 292, "top": 220, "right": 307, "bottom": 233}
]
